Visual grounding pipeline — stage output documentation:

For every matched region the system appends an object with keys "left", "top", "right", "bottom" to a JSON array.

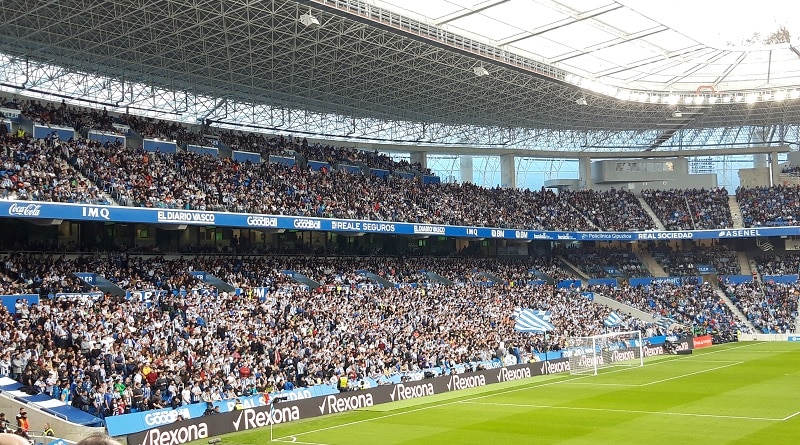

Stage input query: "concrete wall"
[
  {"left": 0, "top": 396, "right": 104, "bottom": 442},
  {"left": 739, "top": 167, "right": 771, "bottom": 188}
]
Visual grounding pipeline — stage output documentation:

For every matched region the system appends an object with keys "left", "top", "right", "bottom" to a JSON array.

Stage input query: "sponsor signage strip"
[
  {"left": 126, "top": 335, "right": 694, "bottom": 443},
  {"left": 4, "top": 201, "right": 792, "bottom": 241},
  {"left": 127, "top": 359, "right": 568, "bottom": 444}
]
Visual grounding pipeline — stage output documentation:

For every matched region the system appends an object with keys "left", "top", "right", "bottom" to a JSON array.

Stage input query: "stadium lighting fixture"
[
  {"left": 745, "top": 93, "right": 758, "bottom": 104},
  {"left": 672, "top": 108, "right": 682, "bottom": 118},
  {"left": 666, "top": 95, "right": 679, "bottom": 105},
  {"left": 708, "top": 96, "right": 718, "bottom": 104},
  {"left": 774, "top": 91, "right": 786, "bottom": 101},
  {"left": 575, "top": 97, "right": 588, "bottom": 106},
  {"left": 683, "top": 96, "right": 693, "bottom": 105},
  {"left": 790, "top": 90, "right": 800, "bottom": 99},
  {"left": 299, "top": 8, "right": 320, "bottom": 27},
  {"left": 473, "top": 64, "right": 489, "bottom": 77}
]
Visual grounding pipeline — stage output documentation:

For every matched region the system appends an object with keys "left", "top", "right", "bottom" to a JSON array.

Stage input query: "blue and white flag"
[
  {"left": 514, "top": 308, "right": 556, "bottom": 333},
  {"left": 603, "top": 311, "right": 623, "bottom": 327},
  {"left": 655, "top": 316, "right": 675, "bottom": 330}
]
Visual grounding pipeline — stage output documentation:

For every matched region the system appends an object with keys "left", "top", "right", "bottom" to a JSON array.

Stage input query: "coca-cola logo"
[{"left": 8, "top": 203, "right": 42, "bottom": 217}]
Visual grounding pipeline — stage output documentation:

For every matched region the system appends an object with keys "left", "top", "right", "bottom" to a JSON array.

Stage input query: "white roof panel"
[
  {"left": 509, "top": 35, "right": 573, "bottom": 59},
  {"left": 593, "top": 7, "right": 660, "bottom": 35},
  {"left": 482, "top": 0, "right": 570, "bottom": 32},
  {"left": 449, "top": 14, "right": 523, "bottom": 41},
  {"left": 544, "top": 20, "right": 618, "bottom": 52}
]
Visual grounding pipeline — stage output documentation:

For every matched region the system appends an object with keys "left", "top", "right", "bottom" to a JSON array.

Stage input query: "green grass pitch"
[{"left": 191, "top": 342, "right": 800, "bottom": 445}]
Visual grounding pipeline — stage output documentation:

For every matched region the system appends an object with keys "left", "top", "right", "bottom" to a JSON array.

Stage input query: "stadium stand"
[{"left": 641, "top": 188, "right": 733, "bottom": 230}]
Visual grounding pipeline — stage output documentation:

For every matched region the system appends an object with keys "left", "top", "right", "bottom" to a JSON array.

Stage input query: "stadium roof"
[{"left": 1, "top": 0, "right": 800, "bottom": 150}]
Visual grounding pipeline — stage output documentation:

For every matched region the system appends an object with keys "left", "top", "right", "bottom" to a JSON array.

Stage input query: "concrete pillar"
[
  {"left": 579, "top": 157, "right": 593, "bottom": 189},
  {"left": 410, "top": 151, "right": 427, "bottom": 172},
  {"left": 771, "top": 151, "right": 780, "bottom": 186},
  {"left": 459, "top": 155, "right": 473, "bottom": 184},
  {"left": 500, "top": 154, "right": 516, "bottom": 188}
]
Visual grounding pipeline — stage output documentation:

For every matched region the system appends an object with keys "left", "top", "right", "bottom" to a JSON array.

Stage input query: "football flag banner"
[
  {"left": 603, "top": 311, "right": 623, "bottom": 327},
  {"left": 514, "top": 308, "right": 556, "bottom": 333}
]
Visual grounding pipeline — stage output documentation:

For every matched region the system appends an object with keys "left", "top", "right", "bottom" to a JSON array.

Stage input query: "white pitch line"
[
  {"left": 639, "top": 361, "right": 743, "bottom": 386},
  {"left": 270, "top": 342, "right": 764, "bottom": 442},
  {"left": 562, "top": 382, "right": 639, "bottom": 387},
  {"left": 460, "top": 401, "right": 784, "bottom": 422},
  {"left": 783, "top": 410, "right": 800, "bottom": 421}
]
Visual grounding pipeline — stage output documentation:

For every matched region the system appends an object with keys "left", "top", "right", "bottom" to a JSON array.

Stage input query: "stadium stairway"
[
  {"left": 557, "top": 257, "right": 589, "bottom": 281},
  {"left": 477, "top": 271, "right": 503, "bottom": 283},
  {"left": 189, "top": 271, "right": 237, "bottom": 293},
  {"left": 356, "top": 270, "right": 396, "bottom": 288},
  {"left": 728, "top": 196, "right": 744, "bottom": 229},
  {"left": 736, "top": 252, "right": 752, "bottom": 276},
  {"left": 713, "top": 285, "right": 757, "bottom": 332},
  {"left": 281, "top": 270, "right": 322, "bottom": 290},
  {"left": 588, "top": 293, "right": 658, "bottom": 324},
  {"left": 74, "top": 273, "right": 126, "bottom": 297},
  {"left": 528, "top": 268, "right": 556, "bottom": 285},
  {"left": 421, "top": 270, "right": 455, "bottom": 285},
  {"left": 638, "top": 252, "right": 668, "bottom": 277},
  {"left": 636, "top": 196, "right": 667, "bottom": 230},
  {"left": 0, "top": 377, "right": 105, "bottom": 441}
]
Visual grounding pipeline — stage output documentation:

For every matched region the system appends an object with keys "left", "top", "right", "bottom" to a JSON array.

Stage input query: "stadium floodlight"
[
  {"left": 299, "top": 9, "right": 320, "bottom": 27},
  {"left": 575, "top": 97, "right": 588, "bottom": 106},
  {"left": 775, "top": 90, "right": 787, "bottom": 101},
  {"left": 790, "top": 90, "right": 800, "bottom": 99},
  {"left": 473, "top": 65, "right": 490, "bottom": 77}
]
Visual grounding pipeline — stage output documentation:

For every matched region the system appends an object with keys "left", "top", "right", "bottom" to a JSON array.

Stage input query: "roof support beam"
[
  {"left": 498, "top": 3, "right": 622, "bottom": 46},
  {"left": 434, "top": 0, "right": 510, "bottom": 26}
]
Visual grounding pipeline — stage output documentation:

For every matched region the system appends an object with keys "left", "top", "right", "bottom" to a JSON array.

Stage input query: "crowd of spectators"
[
  {"left": 650, "top": 243, "right": 741, "bottom": 276},
  {"left": 43, "top": 135, "right": 655, "bottom": 230},
  {"left": 588, "top": 281, "right": 748, "bottom": 334},
  {"left": 736, "top": 185, "right": 800, "bottom": 227},
  {"left": 721, "top": 280, "right": 797, "bottom": 333},
  {"left": 753, "top": 252, "right": 800, "bottom": 276},
  {"left": 642, "top": 188, "right": 733, "bottom": 230},
  {"left": 557, "top": 245, "right": 650, "bottom": 278},
  {"left": 0, "top": 135, "right": 109, "bottom": 204},
  {"left": 0, "top": 251, "right": 661, "bottom": 420},
  {"left": 562, "top": 189, "right": 656, "bottom": 231}
]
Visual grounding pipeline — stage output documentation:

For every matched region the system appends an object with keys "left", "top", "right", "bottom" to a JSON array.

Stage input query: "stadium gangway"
[
  {"left": 420, "top": 270, "right": 455, "bottom": 286},
  {"left": 478, "top": 271, "right": 503, "bottom": 283},
  {"left": 281, "top": 270, "right": 322, "bottom": 290},
  {"left": 73, "top": 273, "right": 126, "bottom": 297},
  {"left": 355, "top": 270, "right": 395, "bottom": 288},
  {"left": 189, "top": 271, "right": 237, "bottom": 293}
]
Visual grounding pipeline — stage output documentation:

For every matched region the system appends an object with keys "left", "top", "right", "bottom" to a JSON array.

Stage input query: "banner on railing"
[{"left": 0, "top": 200, "right": 796, "bottom": 242}]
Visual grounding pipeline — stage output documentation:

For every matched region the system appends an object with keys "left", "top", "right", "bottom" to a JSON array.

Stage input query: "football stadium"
[{"left": 0, "top": 0, "right": 799, "bottom": 444}]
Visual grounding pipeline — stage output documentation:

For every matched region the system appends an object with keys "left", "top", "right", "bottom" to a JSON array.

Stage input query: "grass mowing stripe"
[
  {"left": 273, "top": 343, "right": 759, "bottom": 442},
  {"left": 458, "top": 401, "right": 784, "bottom": 421},
  {"left": 192, "top": 342, "right": 799, "bottom": 445}
]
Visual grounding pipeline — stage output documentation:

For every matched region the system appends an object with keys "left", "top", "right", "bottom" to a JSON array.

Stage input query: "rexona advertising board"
[
  {"left": 126, "top": 335, "right": 701, "bottom": 445},
  {"left": 127, "top": 359, "right": 571, "bottom": 445}
]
